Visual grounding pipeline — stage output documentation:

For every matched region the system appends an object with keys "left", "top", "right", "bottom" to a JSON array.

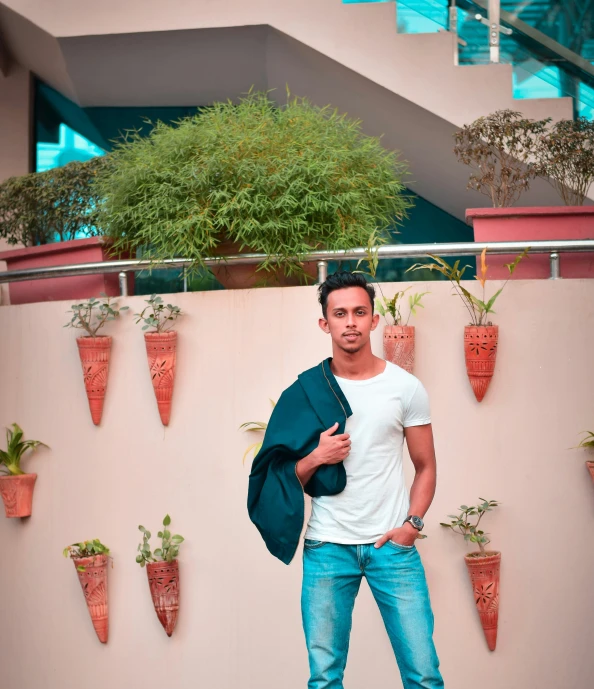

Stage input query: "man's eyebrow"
[{"left": 331, "top": 304, "right": 369, "bottom": 311}]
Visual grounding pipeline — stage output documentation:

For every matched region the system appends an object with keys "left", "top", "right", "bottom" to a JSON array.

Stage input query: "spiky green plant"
[
  {"left": 94, "top": 90, "right": 413, "bottom": 280},
  {"left": 354, "top": 230, "right": 429, "bottom": 326},
  {"left": 0, "top": 424, "right": 48, "bottom": 476},
  {"left": 574, "top": 431, "right": 594, "bottom": 450},
  {"left": 240, "top": 399, "right": 276, "bottom": 464}
]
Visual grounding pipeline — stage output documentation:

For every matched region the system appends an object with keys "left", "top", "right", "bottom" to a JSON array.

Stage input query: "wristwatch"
[{"left": 403, "top": 515, "right": 424, "bottom": 532}]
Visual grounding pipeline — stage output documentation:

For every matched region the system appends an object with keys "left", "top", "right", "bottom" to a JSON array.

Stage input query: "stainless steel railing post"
[
  {"left": 119, "top": 271, "right": 128, "bottom": 296},
  {"left": 317, "top": 260, "right": 328, "bottom": 284},
  {"left": 549, "top": 252, "right": 560, "bottom": 280}
]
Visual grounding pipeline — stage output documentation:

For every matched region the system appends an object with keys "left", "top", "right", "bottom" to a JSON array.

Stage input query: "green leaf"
[{"left": 163, "top": 514, "right": 171, "bottom": 527}]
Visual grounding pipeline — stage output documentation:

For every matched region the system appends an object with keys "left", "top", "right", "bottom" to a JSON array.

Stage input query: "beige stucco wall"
[
  {"left": 0, "top": 279, "right": 593, "bottom": 688},
  {"left": 1, "top": 0, "right": 572, "bottom": 128},
  {"left": 0, "top": 64, "right": 30, "bottom": 303},
  {"left": 0, "top": 63, "right": 30, "bottom": 182}
]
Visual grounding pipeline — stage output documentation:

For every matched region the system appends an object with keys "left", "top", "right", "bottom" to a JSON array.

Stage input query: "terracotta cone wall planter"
[
  {"left": 464, "top": 326, "right": 498, "bottom": 402},
  {"left": 587, "top": 461, "right": 594, "bottom": 484},
  {"left": 145, "top": 331, "right": 177, "bottom": 426},
  {"left": 146, "top": 559, "right": 180, "bottom": 637},
  {"left": 0, "top": 473, "right": 37, "bottom": 517},
  {"left": 383, "top": 325, "right": 415, "bottom": 373},
  {"left": 76, "top": 336, "right": 112, "bottom": 425},
  {"left": 465, "top": 552, "right": 501, "bottom": 651},
  {"left": 73, "top": 554, "right": 109, "bottom": 643}
]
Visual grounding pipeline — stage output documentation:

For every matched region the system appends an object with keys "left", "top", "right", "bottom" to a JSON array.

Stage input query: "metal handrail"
[{"left": 1, "top": 240, "right": 593, "bottom": 294}]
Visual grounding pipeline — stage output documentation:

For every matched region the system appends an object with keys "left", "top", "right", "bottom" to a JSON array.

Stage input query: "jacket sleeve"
[{"left": 246, "top": 388, "right": 306, "bottom": 564}]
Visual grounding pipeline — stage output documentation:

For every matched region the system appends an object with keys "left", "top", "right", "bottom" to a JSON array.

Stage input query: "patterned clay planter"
[
  {"left": 383, "top": 325, "right": 415, "bottom": 373},
  {"left": 145, "top": 331, "right": 178, "bottom": 426},
  {"left": 73, "top": 554, "right": 109, "bottom": 644},
  {"left": 0, "top": 473, "right": 37, "bottom": 517},
  {"left": 146, "top": 559, "right": 180, "bottom": 637},
  {"left": 465, "top": 551, "right": 501, "bottom": 651},
  {"left": 587, "top": 461, "right": 594, "bottom": 484},
  {"left": 464, "top": 326, "right": 498, "bottom": 402},
  {"left": 76, "top": 336, "right": 112, "bottom": 425}
]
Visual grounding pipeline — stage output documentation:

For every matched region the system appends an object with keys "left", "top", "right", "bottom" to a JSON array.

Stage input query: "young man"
[{"left": 248, "top": 272, "right": 444, "bottom": 689}]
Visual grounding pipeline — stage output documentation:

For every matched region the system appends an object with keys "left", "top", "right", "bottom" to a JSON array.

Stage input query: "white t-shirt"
[{"left": 305, "top": 361, "right": 431, "bottom": 544}]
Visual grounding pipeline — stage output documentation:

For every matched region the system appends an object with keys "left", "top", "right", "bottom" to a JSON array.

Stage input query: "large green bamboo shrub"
[{"left": 94, "top": 92, "right": 412, "bottom": 278}]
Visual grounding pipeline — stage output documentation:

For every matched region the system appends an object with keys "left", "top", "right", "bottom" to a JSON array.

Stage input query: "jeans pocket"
[
  {"left": 386, "top": 539, "right": 415, "bottom": 551},
  {"left": 304, "top": 539, "right": 327, "bottom": 550}
]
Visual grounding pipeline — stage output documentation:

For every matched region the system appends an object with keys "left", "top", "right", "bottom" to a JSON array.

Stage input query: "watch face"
[{"left": 411, "top": 516, "right": 423, "bottom": 530}]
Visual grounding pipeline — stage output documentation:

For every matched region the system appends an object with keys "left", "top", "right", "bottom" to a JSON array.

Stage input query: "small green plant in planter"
[
  {"left": 64, "top": 294, "right": 128, "bottom": 426},
  {"left": 240, "top": 399, "right": 276, "bottom": 464},
  {"left": 354, "top": 232, "right": 428, "bottom": 373},
  {"left": 574, "top": 430, "right": 594, "bottom": 484},
  {"left": 136, "top": 515, "right": 185, "bottom": 566},
  {"left": 63, "top": 539, "right": 111, "bottom": 643},
  {"left": 65, "top": 294, "right": 129, "bottom": 337},
  {"left": 134, "top": 294, "right": 182, "bottom": 332},
  {"left": 407, "top": 249, "right": 527, "bottom": 402},
  {"left": 440, "top": 499, "right": 499, "bottom": 557},
  {"left": 137, "top": 515, "right": 184, "bottom": 637},
  {"left": 440, "top": 499, "right": 501, "bottom": 651},
  {"left": 94, "top": 90, "right": 413, "bottom": 289},
  {"left": 0, "top": 423, "right": 48, "bottom": 518},
  {"left": 135, "top": 295, "right": 182, "bottom": 426},
  {"left": 63, "top": 540, "right": 111, "bottom": 571},
  {"left": 408, "top": 249, "right": 526, "bottom": 327}
]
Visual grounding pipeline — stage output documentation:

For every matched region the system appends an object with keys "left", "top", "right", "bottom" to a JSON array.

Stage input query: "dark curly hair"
[{"left": 318, "top": 271, "right": 375, "bottom": 319}]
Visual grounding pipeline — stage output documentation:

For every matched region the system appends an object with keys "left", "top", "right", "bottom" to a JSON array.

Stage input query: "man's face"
[{"left": 319, "top": 286, "right": 379, "bottom": 354}]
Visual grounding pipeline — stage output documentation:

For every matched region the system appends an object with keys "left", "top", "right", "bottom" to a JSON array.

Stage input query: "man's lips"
[{"left": 343, "top": 332, "right": 361, "bottom": 339}]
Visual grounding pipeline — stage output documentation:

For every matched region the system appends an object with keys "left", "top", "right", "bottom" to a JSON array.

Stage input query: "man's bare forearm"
[
  {"left": 407, "top": 464, "right": 436, "bottom": 519},
  {"left": 296, "top": 451, "right": 321, "bottom": 487}
]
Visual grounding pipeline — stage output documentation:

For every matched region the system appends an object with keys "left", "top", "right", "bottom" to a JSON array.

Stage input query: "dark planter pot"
[
  {"left": 466, "top": 206, "right": 594, "bottom": 280},
  {"left": 0, "top": 237, "right": 134, "bottom": 305},
  {"left": 209, "top": 240, "right": 318, "bottom": 289}
]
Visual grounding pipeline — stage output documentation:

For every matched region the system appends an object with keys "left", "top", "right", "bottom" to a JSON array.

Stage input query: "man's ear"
[
  {"left": 318, "top": 317, "right": 330, "bottom": 334},
  {"left": 370, "top": 313, "right": 380, "bottom": 331}
]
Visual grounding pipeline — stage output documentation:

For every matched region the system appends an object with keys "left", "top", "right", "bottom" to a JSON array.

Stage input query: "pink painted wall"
[{"left": 0, "top": 280, "right": 592, "bottom": 688}]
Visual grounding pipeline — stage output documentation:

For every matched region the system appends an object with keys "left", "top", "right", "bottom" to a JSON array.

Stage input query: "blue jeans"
[{"left": 302, "top": 540, "right": 444, "bottom": 689}]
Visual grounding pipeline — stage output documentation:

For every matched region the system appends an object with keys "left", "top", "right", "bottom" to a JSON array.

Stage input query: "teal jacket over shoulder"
[{"left": 247, "top": 359, "right": 353, "bottom": 565}]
